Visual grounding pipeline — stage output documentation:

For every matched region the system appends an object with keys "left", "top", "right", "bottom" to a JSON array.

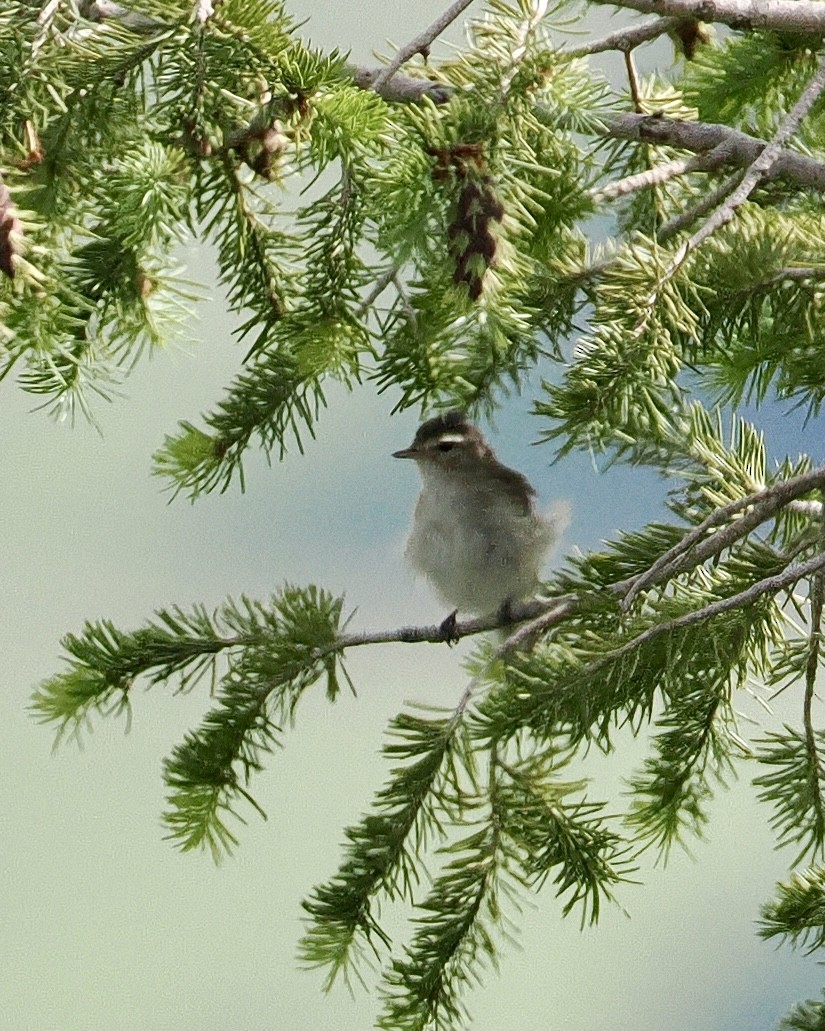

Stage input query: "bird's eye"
[{"left": 436, "top": 441, "right": 456, "bottom": 452}]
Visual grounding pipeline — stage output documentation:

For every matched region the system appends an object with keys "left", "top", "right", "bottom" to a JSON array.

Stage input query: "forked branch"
[{"left": 368, "top": 0, "right": 478, "bottom": 91}]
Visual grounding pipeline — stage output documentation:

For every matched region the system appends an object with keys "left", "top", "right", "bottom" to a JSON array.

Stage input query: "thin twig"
[
  {"left": 392, "top": 272, "right": 418, "bottom": 328},
  {"left": 566, "top": 16, "right": 681, "bottom": 56},
  {"left": 369, "top": 0, "right": 478, "bottom": 92},
  {"left": 349, "top": 66, "right": 454, "bottom": 104},
  {"left": 501, "top": 0, "right": 550, "bottom": 99},
  {"left": 790, "top": 499, "right": 825, "bottom": 517},
  {"left": 591, "top": 0, "right": 825, "bottom": 35},
  {"left": 356, "top": 267, "right": 396, "bottom": 318},
  {"left": 657, "top": 170, "right": 743, "bottom": 240},
  {"left": 590, "top": 153, "right": 717, "bottom": 204},
  {"left": 312, "top": 597, "right": 560, "bottom": 659},
  {"left": 619, "top": 466, "right": 825, "bottom": 610},
  {"left": 457, "top": 596, "right": 576, "bottom": 715},
  {"left": 592, "top": 552, "right": 825, "bottom": 679},
  {"left": 602, "top": 113, "right": 825, "bottom": 191},
  {"left": 624, "top": 50, "right": 642, "bottom": 112},
  {"left": 497, "top": 596, "right": 579, "bottom": 654}
]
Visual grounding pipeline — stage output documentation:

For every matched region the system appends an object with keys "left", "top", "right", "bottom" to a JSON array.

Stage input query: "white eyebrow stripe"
[{"left": 434, "top": 433, "right": 466, "bottom": 445}]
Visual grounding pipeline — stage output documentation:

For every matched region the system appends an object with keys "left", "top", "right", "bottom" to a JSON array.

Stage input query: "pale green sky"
[{"left": 2, "top": 3, "right": 823, "bottom": 1030}]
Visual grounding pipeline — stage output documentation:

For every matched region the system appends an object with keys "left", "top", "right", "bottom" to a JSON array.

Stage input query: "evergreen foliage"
[{"left": 12, "top": 0, "right": 825, "bottom": 1025}]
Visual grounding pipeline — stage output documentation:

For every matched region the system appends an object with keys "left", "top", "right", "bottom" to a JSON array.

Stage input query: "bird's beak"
[{"left": 392, "top": 447, "right": 417, "bottom": 459}]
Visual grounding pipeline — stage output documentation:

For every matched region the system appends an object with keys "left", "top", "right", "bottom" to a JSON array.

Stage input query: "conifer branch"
[
  {"left": 369, "top": 0, "right": 479, "bottom": 91},
  {"left": 603, "top": 114, "right": 825, "bottom": 191},
  {"left": 301, "top": 711, "right": 467, "bottom": 988},
  {"left": 657, "top": 171, "right": 744, "bottom": 240},
  {"left": 755, "top": 724, "right": 825, "bottom": 865},
  {"left": 665, "top": 52, "right": 825, "bottom": 275},
  {"left": 377, "top": 811, "right": 507, "bottom": 1029},
  {"left": 626, "top": 679, "right": 733, "bottom": 856},
  {"left": 497, "top": 758, "right": 634, "bottom": 922},
  {"left": 581, "top": 553, "right": 825, "bottom": 686},
  {"left": 346, "top": 74, "right": 825, "bottom": 194},
  {"left": 305, "top": 465, "right": 825, "bottom": 660},
  {"left": 776, "top": 992, "right": 825, "bottom": 1031},
  {"left": 566, "top": 16, "right": 681, "bottom": 56},
  {"left": 760, "top": 868, "right": 825, "bottom": 952},
  {"left": 19, "top": 3, "right": 825, "bottom": 1021},
  {"left": 593, "top": 0, "right": 825, "bottom": 35},
  {"left": 619, "top": 466, "right": 825, "bottom": 610},
  {"left": 589, "top": 152, "right": 720, "bottom": 204}
]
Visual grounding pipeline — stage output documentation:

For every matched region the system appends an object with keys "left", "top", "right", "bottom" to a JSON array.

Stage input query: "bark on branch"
[
  {"left": 348, "top": 65, "right": 825, "bottom": 192},
  {"left": 592, "top": 0, "right": 825, "bottom": 34},
  {"left": 603, "top": 113, "right": 825, "bottom": 191}
]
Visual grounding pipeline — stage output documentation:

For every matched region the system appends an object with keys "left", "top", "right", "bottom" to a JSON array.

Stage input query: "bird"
[{"left": 393, "top": 411, "right": 559, "bottom": 632}]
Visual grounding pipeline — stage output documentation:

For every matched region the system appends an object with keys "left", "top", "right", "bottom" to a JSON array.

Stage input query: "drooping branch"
[{"left": 592, "top": 0, "right": 825, "bottom": 35}]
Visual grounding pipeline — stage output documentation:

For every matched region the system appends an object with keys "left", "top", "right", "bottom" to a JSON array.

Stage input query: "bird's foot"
[
  {"left": 438, "top": 609, "right": 460, "bottom": 646},
  {"left": 497, "top": 598, "right": 515, "bottom": 626}
]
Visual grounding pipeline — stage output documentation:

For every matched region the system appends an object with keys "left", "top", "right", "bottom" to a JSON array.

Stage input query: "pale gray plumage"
[{"left": 394, "top": 412, "right": 557, "bottom": 617}]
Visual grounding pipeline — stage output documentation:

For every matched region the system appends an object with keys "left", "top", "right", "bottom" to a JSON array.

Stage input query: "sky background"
[{"left": 3, "top": 2, "right": 825, "bottom": 1029}]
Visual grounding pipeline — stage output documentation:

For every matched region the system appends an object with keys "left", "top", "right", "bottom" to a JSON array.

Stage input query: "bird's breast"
[{"left": 405, "top": 481, "right": 549, "bottom": 615}]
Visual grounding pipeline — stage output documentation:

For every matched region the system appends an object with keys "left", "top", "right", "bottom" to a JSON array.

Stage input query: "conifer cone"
[
  {"left": 0, "top": 177, "right": 23, "bottom": 280},
  {"left": 447, "top": 174, "right": 504, "bottom": 301}
]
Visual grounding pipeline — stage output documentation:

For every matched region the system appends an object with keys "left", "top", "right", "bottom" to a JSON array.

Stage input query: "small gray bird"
[{"left": 394, "top": 411, "right": 558, "bottom": 620}]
